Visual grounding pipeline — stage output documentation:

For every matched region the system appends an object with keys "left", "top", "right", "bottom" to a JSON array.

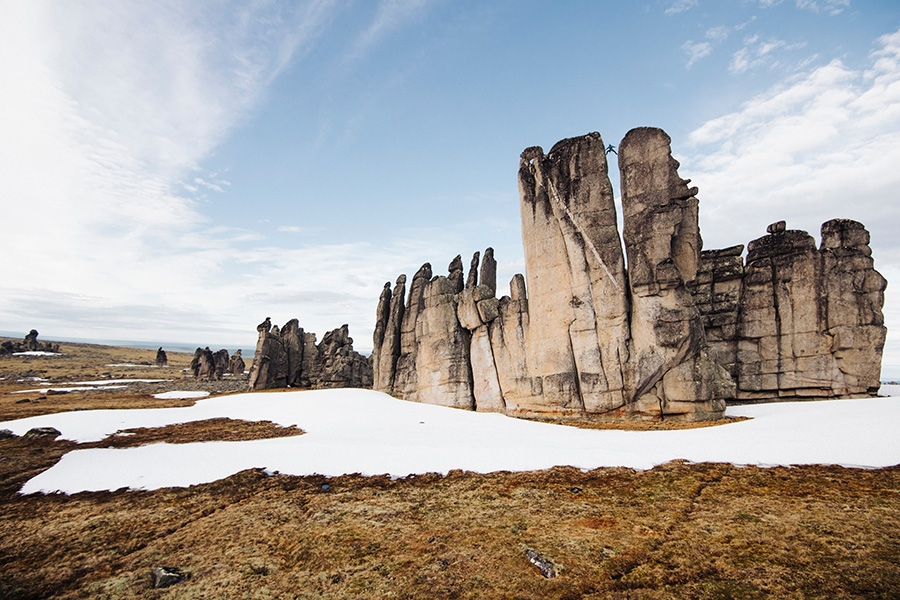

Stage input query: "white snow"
[
  {"left": 2, "top": 387, "right": 899, "bottom": 495},
  {"left": 70, "top": 379, "right": 169, "bottom": 385},
  {"left": 10, "top": 378, "right": 169, "bottom": 394},
  {"left": 106, "top": 363, "right": 158, "bottom": 368},
  {"left": 11, "top": 386, "right": 128, "bottom": 394},
  {"left": 153, "top": 391, "right": 210, "bottom": 399},
  {"left": 11, "top": 351, "right": 62, "bottom": 357}
]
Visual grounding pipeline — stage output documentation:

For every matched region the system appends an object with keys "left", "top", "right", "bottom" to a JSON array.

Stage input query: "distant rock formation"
[
  {"left": 372, "top": 127, "right": 887, "bottom": 420},
  {"left": 191, "top": 347, "right": 217, "bottom": 381},
  {"left": 227, "top": 349, "right": 245, "bottom": 376},
  {"left": 155, "top": 347, "right": 168, "bottom": 367},
  {"left": 0, "top": 330, "right": 60, "bottom": 356},
  {"left": 247, "top": 319, "right": 372, "bottom": 391}
]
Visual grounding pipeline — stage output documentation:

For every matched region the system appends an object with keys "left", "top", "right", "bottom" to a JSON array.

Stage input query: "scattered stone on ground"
[{"left": 151, "top": 566, "right": 186, "bottom": 589}]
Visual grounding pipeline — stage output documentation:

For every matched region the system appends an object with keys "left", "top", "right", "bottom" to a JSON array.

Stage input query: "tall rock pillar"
[
  {"left": 618, "top": 127, "right": 729, "bottom": 419},
  {"left": 517, "top": 132, "right": 630, "bottom": 415}
]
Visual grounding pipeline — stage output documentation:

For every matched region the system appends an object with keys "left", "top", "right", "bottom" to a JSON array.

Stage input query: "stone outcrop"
[
  {"left": 227, "top": 349, "right": 245, "bottom": 376},
  {"left": 191, "top": 347, "right": 217, "bottom": 380},
  {"left": 0, "top": 330, "right": 60, "bottom": 355},
  {"left": 155, "top": 347, "right": 168, "bottom": 367},
  {"left": 688, "top": 219, "right": 887, "bottom": 401},
  {"left": 248, "top": 319, "right": 372, "bottom": 391},
  {"left": 372, "top": 127, "right": 887, "bottom": 420}
]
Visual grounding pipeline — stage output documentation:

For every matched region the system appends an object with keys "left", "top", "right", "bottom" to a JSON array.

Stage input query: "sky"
[{"left": 2, "top": 0, "right": 900, "bottom": 376}]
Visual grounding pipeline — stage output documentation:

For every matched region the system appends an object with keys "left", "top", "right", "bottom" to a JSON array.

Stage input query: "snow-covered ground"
[
  {"left": 2, "top": 386, "right": 899, "bottom": 495},
  {"left": 11, "top": 378, "right": 170, "bottom": 394},
  {"left": 152, "top": 390, "right": 209, "bottom": 400}
]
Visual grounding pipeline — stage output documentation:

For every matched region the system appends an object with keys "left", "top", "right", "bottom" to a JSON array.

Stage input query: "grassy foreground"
[{"left": 1, "top": 341, "right": 899, "bottom": 598}]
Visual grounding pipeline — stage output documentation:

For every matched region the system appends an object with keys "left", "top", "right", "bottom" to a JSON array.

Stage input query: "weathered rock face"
[
  {"left": 518, "top": 134, "right": 630, "bottom": 415},
  {"left": 315, "top": 324, "right": 374, "bottom": 389},
  {"left": 689, "top": 219, "right": 887, "bottom": 401},
  {"left": 227, "top": 349, "right": 245, "bottom": 376},
  {"left": 618, "top": 127, "right": 730, "bottom": 420},
  {"left": 415, "top": 275, "right": 474, "bottom": 409},
  {"left": 213, "top": 349, "right": 230, "bottom": 380},
  {"left": 392, "top": 263, "right": 433, "bottom": 399},
  {"left": 372, "top": 127, "right": 887, "bottom": 420},
  {"left": 191, "top": 347, "right": 217, "bottom": 381},
  {"left": 248, "top": 319, "right": 371, "bottom": 391}
]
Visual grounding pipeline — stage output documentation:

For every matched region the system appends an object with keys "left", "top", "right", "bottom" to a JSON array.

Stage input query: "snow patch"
[
  {"left": 153, "top": 391, "right": 210, "bottom": 400},
  {"left": 1, "top": 388, "right": 898, "bottom": 494}
]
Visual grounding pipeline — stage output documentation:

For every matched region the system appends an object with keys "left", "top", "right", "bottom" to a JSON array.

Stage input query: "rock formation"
[
  {"left": 688, "top": 218, "right": 887, "bottom": 401},
  {"left": 372, "top": 127, "right": 887, "bottom": 420},
  {"left": 0, "top": 330, "right": 60, "bottom": 355},
  {"left": 227, "top": 349, "right": 245, "bottom": 376},
  {"left": 247, "top": 319, "right": 372, "bottom": 391},
  {"left": 191, "top": 347, "right": 217, "bottom": 381},
  {"left": 155, "top": 347, "right": 168, "bottom": 367}
]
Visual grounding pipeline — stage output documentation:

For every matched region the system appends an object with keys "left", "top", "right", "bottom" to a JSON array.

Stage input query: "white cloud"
[
  {"left": 683, "top": 41, "right": 713, "bottom": 69},
  {"left": 665, "top": 0, "right": 699, "bottom": 16},
  {"left": 730, "top": 35, "right": 807, "bottom": 73},
  {"left": 706, "top": 26, "right": 730, "bottom": 44},
  {"left": 682, "top": 26, "right": 732, "bottom": 68},
  {"left": 796, "top": 0, "right": 850, "bottom": 15},
  {"left": 683, "top": 27, "right": 900, "bottom": 373}
]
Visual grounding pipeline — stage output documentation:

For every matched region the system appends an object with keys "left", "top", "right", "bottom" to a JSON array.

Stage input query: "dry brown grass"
[
  {"left": 0, "top": 338, "right": 240, "bottom": 421},
  {"left": 1, "top": 339, "right": 899, "bottom": 598},
  {"left": 1, "top": 452, "right": 898, "bottom": 599}
]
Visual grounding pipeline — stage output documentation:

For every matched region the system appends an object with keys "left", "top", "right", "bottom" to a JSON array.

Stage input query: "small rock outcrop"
[
  {"left": 0, "top": 330, "right": 60, "bottom": 356},
  {"left": 191, "top": 347, "right": 217, "bottom": 381},
  {"left": 227, "top": 349, "right": 245, "bottom": 375},
  {"left": 372, "top": 127, "right": 887, "bottom": 420},
  {"left": 155, "top": 347, "right": 168, "bottom": 367},
  {"left": 248, "top": 320, "right": 372, "bottom": 391}
]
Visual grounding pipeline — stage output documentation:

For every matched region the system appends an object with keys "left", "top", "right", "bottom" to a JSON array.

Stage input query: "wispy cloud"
[
  {"left": 683, "top": 41, "right": 713, "bottom": 69},
  {"left": 0, "top": 1, "right": 340, "bottom": 342},
  {"left": 682, "top": 25, "right": 732, "bottom": 68},
  {"left": 796, "top": 0, "right": 850, "bottom": 15},
  {"left": 665, "top": 0, "right": 699, "bottom": 16},
  {"left": 730, "top": 35, "right": 807, "bottom": 73},
  {"left": 347, "top": 0, "right": 436, "bottom": 62}
]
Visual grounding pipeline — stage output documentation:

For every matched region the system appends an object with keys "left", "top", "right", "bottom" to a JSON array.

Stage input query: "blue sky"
[{"left": 2, "top": 0, "right": 900, "bottom": 377}]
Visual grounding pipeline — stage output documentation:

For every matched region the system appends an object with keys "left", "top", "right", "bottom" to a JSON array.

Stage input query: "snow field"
[{"left": 2, "top": 387, "right": 898, "bottom": 494}]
